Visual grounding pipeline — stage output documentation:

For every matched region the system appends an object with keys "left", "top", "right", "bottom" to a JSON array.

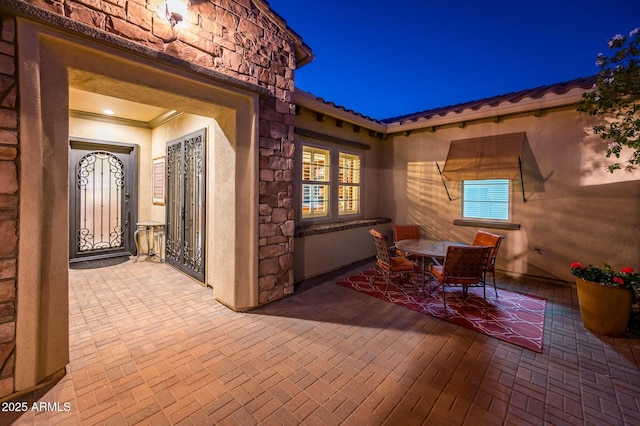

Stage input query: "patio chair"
[
  {"left": 370, "top": 229, "right": 419, "bottom": 298},
  {"left": 392, "top": 224, "right": 421, "bottom": 259},
  {"left": 472, "top": 230, "right": 504, "bottom": 296},
  {"left": 428, "top": 245, "right": 492, "bottom": 314}
]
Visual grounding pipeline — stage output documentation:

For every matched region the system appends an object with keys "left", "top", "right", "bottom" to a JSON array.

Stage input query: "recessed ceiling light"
[{"left": 103, "top": 109, "right": 114, "bottom": 115}]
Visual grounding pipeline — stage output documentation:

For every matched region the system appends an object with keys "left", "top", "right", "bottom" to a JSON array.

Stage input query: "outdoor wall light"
[{"left": 165, "top": 0, "right": 187, "bottom": 27}]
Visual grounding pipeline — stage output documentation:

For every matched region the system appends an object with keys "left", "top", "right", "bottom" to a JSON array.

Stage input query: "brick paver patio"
[{"left": 4, "top": 257, "right": 640, "bottom": 425}]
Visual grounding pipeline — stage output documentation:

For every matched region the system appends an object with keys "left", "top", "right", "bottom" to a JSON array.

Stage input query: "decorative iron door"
[
  {"left": 69, "top": 140, "right": 138, "bottom": 262},
  {"left": 165, "top": 129, "right": 206, "bottom": 282}
]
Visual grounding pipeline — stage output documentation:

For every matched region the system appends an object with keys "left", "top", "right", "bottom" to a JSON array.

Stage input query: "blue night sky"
[{"left": 266, "top": 1, "right": 640, "bottom": 120}]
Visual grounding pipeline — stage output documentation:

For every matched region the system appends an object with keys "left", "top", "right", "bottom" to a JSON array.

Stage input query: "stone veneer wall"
[
  {"left": 258, "top": 94, "right": 296, "bottom": 302},
  {"left": 0, "top": 15, "right": 17, "bottom": 397},
  {"left": 17, "top": 0, "right": 297, "bottom": 304}
]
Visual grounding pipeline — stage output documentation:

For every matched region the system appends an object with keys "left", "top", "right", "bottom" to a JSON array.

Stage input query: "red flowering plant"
[
  {"left": 570, "top": 262, "right": 639, "bottom": 289},
  {"left": 571, "top": 262, "right": 640, "bottom": 334}
]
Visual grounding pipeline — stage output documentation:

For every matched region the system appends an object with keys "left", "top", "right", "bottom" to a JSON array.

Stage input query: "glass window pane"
[
  {"left": 463, "top": 179, "right": 509, "bottom": 221},
  {"left": 338, "top": 185, "right": 359, "bottom": 215},
  {"left": 338, "top": 152, "right": 361, "bottom": 216},
  {"left": 302, "top": 146, "right": 330, "bottom": 182},
  {"left": 302, "top": 184, "right": 329, "bottom": 218},
  {"left": 339, "top": 153, "right": 360, "bottom": 184}
]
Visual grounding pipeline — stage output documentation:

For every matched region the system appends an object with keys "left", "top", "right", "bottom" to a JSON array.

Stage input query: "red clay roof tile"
[{"left": 380, "top": 75, "right": 597, "bottom": 124}]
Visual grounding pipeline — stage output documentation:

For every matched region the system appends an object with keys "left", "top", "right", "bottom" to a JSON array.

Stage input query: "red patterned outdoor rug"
[{"left": 336, "top": 267, "right": 546, "bottom": 353}]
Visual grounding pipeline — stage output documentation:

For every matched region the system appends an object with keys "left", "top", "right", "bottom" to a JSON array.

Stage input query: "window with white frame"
[
  {"left": 462, "top": 179, "right": 510, "bottom": 221},
  {"left": 301, "top": 145, "right": 361, "bottom": 220},
  {"left": 338, "top": 153, "right": 360, "bottom": 215},
  {"left": 301, "top": 146, "right": 330, "bottom": 218}
]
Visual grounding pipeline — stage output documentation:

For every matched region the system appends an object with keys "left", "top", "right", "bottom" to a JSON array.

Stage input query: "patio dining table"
[
  {"left": 395, "top": 239, "right": 469, "bottom": 288},
  {"left": 395, "top": 239, "right": 468, "bottom": 259}
]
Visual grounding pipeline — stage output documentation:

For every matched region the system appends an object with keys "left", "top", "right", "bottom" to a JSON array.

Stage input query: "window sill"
[
  {"left": 295, "top": 217, "right": 391, "bottom": 238},
  {"left": 453, "top": 219, "right": 520, "bottom": 230}
]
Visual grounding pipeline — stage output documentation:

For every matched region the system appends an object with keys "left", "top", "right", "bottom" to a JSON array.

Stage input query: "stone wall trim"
[{"left": 295, "top": 217, "right": 392, "bottom": 238}]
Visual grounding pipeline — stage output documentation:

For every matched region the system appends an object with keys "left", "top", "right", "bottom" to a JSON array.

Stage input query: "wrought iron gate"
[
  {"left": 69, "top": 140, "right": 138, "bottom": 262},
  {"left": 165, "top": 129, "right": 206, "bottom": 282}
]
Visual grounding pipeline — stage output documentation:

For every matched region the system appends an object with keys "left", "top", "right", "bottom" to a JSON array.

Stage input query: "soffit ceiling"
[{"left": 69, "top": 88, "right": 173, "bottom": 124}]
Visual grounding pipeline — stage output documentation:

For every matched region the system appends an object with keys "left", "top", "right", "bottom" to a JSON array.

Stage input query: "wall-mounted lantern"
[{"left": 165, "top": 0, "right": 187, "bottom": 27}]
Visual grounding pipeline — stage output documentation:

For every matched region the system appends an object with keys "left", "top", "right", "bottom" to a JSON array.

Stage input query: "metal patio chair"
[
  {"left": 392, "top": 224, "right": 421, "bottom": 260},
  {"left": 472, "top": 230, "right": 504, "bottom": 296},
  {"left": 428, "top": 245, "right": 491, "bottom": 314},
  {"left": 370, "top": 229, "right": 419, "bottom": 298}
]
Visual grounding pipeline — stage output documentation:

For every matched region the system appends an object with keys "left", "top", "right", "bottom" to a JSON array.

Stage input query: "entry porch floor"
[{"left": 6, "top": 258, "right": 640, "bottom": 425}]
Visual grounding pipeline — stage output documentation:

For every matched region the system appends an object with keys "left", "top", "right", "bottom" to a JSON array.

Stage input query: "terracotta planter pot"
[{"left": 575, "top": 277, "right": 633, "bottom": 337}]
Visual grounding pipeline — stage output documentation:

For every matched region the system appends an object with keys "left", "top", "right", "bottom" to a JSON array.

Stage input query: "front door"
[
  {"left": 69, "top": 140, "right": 138, "bottom": 262},
  {"left": 165, "top": 129, "right": 206, "bottom": 282}
]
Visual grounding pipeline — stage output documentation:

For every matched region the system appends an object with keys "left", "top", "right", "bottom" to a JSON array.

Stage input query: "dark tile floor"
[{"left": 5, "top": 258, "right": 640, "bottom": 425}]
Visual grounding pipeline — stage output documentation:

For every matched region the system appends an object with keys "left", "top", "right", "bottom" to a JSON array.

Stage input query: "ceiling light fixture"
[{"left": 103, "top": 109, "right": 114, "bottom": 115}]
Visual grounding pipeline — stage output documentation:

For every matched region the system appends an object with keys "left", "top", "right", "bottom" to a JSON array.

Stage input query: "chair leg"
[
  {"left": 397, "top": 272, "right": 412, "bottom": 298},
  {"left": 442, "top": 284, "right": 448, "bottom": 315},
  {"left": 384, "top": 271, "right": 391, "bottom": 299},
  {"left": 492, "top": 270, "right": 498, "bottom": 297},
  {"left": 426, "top": 275, "right": 434, "bottom": 300},
  {"left": 483, "top": 285, "right": 489, "bottom": 318},
  {"left": 422, "top": 273, "right": 430, "bottom": 298},
  {"left": 410, "top": 272, "right": 420, "bottom": 297}
]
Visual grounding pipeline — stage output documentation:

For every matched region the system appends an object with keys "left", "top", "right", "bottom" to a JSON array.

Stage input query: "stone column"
[{"left": 258, "top": 95, "right": 295, "bottom": 303}]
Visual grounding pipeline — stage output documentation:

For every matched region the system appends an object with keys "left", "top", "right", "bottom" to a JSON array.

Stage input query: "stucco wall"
[
  {"left": 293, "top": 106, "right": 384, "bottom": 219},
  {"left": 380, "top": 107, "right": 640, "bottom": 282},
  {"left": 292, "top": 106, "right": 386, "bottom": 280},
  {"left": 294, "top": 223, "right": 391, "bottom": 280}
]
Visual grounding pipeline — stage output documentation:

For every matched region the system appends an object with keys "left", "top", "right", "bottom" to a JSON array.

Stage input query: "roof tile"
[{"left": 380, "top": 75, "right": 597, "bottom": 124}]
